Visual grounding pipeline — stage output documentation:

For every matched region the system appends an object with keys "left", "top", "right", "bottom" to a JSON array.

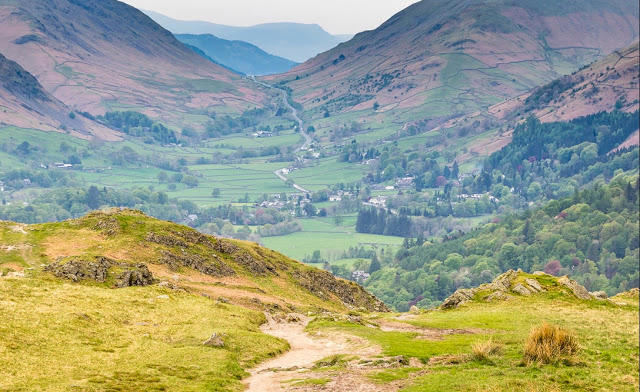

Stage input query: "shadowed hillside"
[
  {"left": 0, "top": 0, "right": 268, "bottom": 126},
  {"left": 0, "top": 52, "right": 119, "bottom": 140}
]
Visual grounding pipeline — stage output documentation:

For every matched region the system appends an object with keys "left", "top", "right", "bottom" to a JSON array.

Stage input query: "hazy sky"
[{"left": 120, "top": 0, "right": 422, "bottom": 35}]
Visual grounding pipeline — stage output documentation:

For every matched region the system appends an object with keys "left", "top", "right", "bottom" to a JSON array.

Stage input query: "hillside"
[
  {"left": 0, "top": 0, "right": 267, "bottom": 126},
  {"left": 0, "top": 52, "right": 119, "bottom": 140},
  {"left": 490, "top": 41, "right": 640, "bottom": 122},
  {"left": 366, "top": 176, "right": 639, "bottom": 311},
  {"left": 254, "top": 271, "right": 638, "bottom": 390},
  {"left": 145, "top": 10, "right": 349, "bottom": 63},
  {"left": 268, "top": 0, "right": 638, "bottom": 121},
  {"left": 0, "top": 208, "right": 387, "bottom": 389},
  {"left": 1, "top": 211, "right": 636, "bottom": 391},
  {"left": 176, "top": 34, "right": 298, "bottom": 76}
]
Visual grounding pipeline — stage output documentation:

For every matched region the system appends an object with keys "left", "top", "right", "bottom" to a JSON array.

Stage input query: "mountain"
[
  {"left": 267, "top": 0, "right": 639, "bottom": 120},
  {"left": 176, "top": 34, "right": 298, "bottom": 76},
  {"left": 0, "top": 0, "right": 267, "bottom": 127},
  {"left": 0, "top": 52, "right": 119, "bottom": 140},
  {"left": 490, "top": 41, "right": 640, "bottom": 122},
  {"left": 145, "top": 10, "right": 350, "bottom": 63}
]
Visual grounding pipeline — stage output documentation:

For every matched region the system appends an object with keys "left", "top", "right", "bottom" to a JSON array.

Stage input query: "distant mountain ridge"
[
  {"left": 268, "top": 0, "right": 639, "bottom": 120},
  {"left": 0, "top": 0, "right": 267, "bottom": 127},
  {"left": 144, "top": 10, "right": 352, "bottom": 63},
  {"left": 176, "top": 34, "right": 298, "bottom": 76}
]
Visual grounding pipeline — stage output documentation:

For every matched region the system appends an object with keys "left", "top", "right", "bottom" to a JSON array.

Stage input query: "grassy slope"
[
  {"left": 0, "top": 277, "right": 286, "bottom": 391},
  {"left": 0, "top": 209, "right": 387, "bottom": 391},
  {"left": 308, "top": 273, "right": 640, "bottom": 391}
]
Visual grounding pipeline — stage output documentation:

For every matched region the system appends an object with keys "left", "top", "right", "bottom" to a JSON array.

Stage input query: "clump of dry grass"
[
  {"left": 523, "top": 323, "right": 579, "bottom": 364},
  {"left": 471, "top": 338, "right": 503, "bottom": 361}
]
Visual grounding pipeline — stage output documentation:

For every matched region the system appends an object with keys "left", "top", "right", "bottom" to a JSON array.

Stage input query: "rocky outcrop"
[
  {"left": 115, "top": 264, "right": 154, "bottom": 288},
  {"left": 203, "top": 333, "right": 225, "bottom": 348},
  {"left": 233, "top": 252, "right": 270, "bottom": 276},
  {"left": 146, "top": 232, "right": 190, "bottom": 248},
  {"left": 45, "top": 256, "right": 112, "bottom": 282},
  {"left": 292, "top": 269, "right": 389, "bottom": 312},
  {"left": 441, "top": 270, "right": 599, "bottom": 309},
  {"left": 45, "top": 256, "right": 154, "bottom": 287},
  {"left": 159, "top": 250, "right": 235, "bottom": 277},
  {"left": 557, "top": 276, "right": 592, "bottom": 300}
]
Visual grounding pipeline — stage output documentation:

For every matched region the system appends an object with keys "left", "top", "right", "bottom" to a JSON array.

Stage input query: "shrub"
[
  {"left": 523, "top": 323, "right": 579, "bottom": 364},
  {"left": 472, "top": 338, "right": 503, "bottom": 361}
]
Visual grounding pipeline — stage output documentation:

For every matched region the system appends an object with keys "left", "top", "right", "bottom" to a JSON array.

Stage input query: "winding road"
[{"left": 251, "top": 78, "right": 312, "bottom": 194}]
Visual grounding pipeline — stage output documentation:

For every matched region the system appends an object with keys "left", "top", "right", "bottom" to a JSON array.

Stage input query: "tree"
[
  {"left": 211, "top": 188, "right": 221, "bottom": 198},
  {"left": 522, "top": 219, "right": 534, "bottom": 245},
  {"left": 16, "top": 141, "right": 30, "bottom": 155},
  {"left": 544, "top": 260, "right": 562, "bottom": 276},
  {"left": 156, "top": 171, "right": 168, "bottom": 183},
  {"left": 369, "top": 254, "right": 381, "bottom": 273},
  {"left": 87, "top": 185, "right": 100, "bottom": 210},
  {"left": 452, "top": 161, "right": 459, "bottom": 179},
  {"left": 181, "top": 176, "right": 199, "bottom": 188},
  {"left": 334, "top": 215, "right": 344, "bottom": 226},
  {"left": 303, "top": 203, "right": 316, "bottom": 217},
  {"left": 435, "top": 176, "right": 447, "bottom": 187},
  {"left": 373, "top": 101, "right": 380, "bottom": 111}
]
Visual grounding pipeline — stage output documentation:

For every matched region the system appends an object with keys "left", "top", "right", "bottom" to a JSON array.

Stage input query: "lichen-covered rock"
[
  {"left": 146, "top": 232, "right": 189, "bottom": 248},
  {"left": 491, "top": 270, "right": 518, "bottom": 291},
  {"left": 45, "top": 256, "right": 112, "bottom": 282},
  {"left": 45, "top": 256, "right": 154, "bottom": 288},
  {"left": 591, "top": 291, "right": 608, "bottom": 300},
  {"left": 234, "top": 252, "right": 272, "bottom": 276},
  {"left": 441, "top": 288, "right": 476, "bottom": 309},
  {"left": 485, "top": 290, "right": 514, "bottom": 302},
  {"left": 214, "top": 239, "right": 238, "bottom": 254},
  {"left": 409, "top": 305, "right": 420, "bottom": 314},
  {"left": 159, "top": 250, "right": 235, "bottom": 277},
  {"left": 115, "top": 264, "right": 154, "bottom": 288},
  {"left": 512, "top": 283, "right": 532, "bottom": 296},
  {"left": 203, "top": 333, "right": 225, "bottom": 348},
  {"left": 558, "top": 276, "right": 593, "bottom": 300},
  {"left": 525, "top": 278, "right": 544, "bottom": 292}
]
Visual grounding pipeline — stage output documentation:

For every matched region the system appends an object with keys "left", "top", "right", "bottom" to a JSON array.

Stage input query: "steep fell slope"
[
  {"left": 0, "top": 0, "right": 267, "bottom": 124},
  {"left": 491, "top": 41, "right": 640, "bottom": 122},
  {"left": 0, "top": 52, "right": 119, "bottom": 140},
  {"left": 268, "top": 0, "right": 638, "bottom": 120}
]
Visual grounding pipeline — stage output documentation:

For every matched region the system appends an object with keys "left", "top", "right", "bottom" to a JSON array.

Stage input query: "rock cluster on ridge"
[{"left": 441, "top": 270, "right": 604, "bottom": 309}]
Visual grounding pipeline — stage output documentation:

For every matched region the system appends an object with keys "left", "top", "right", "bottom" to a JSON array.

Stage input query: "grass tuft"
[
  {"left": 523, "top": 323, "right": 579, "bottom": 364},
  {"left": 471, "top": 337, "right": 503, "bottom": 362}
]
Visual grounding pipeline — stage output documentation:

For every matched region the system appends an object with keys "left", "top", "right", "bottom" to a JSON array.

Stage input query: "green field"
[{"left": 262, "top": 217, "right": 403, "bottom": 261}]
